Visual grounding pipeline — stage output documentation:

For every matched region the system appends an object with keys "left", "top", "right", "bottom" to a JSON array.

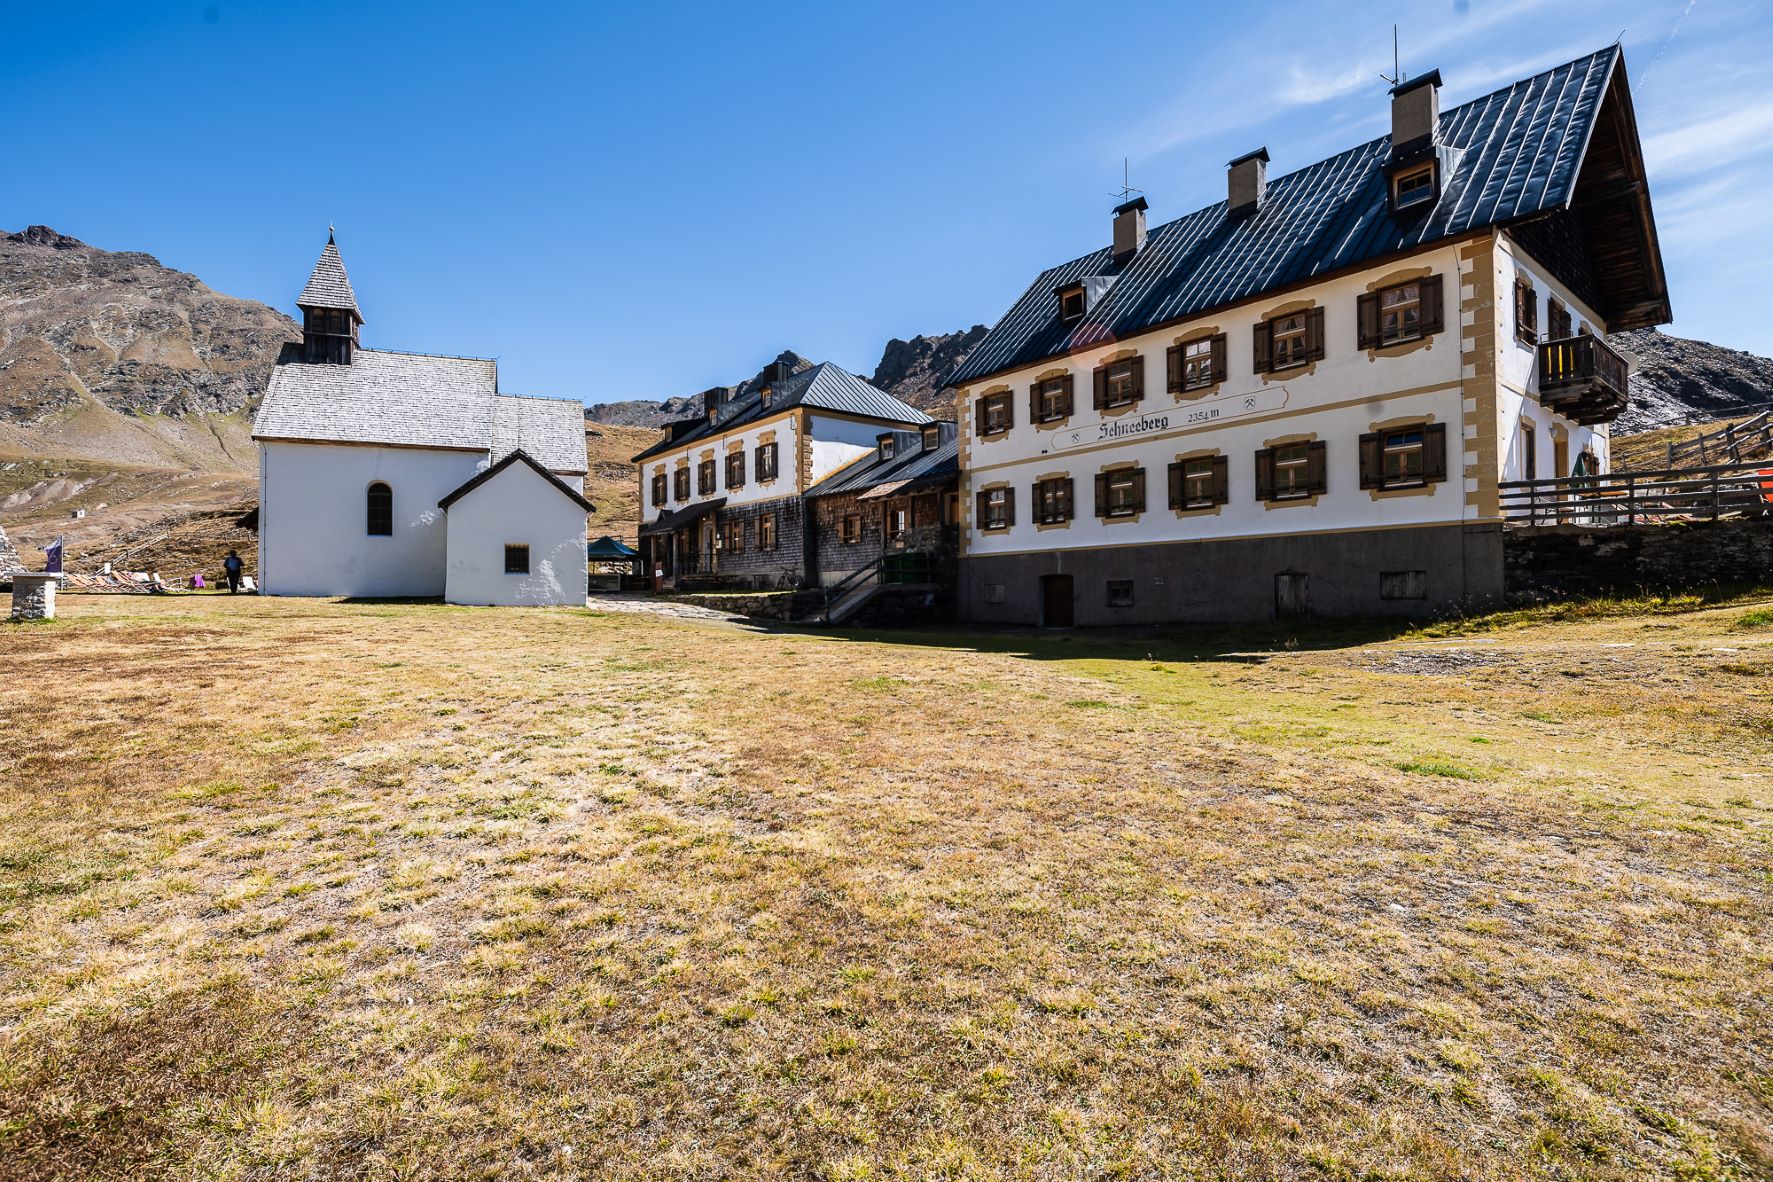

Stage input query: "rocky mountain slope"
[
  {"left": 0, "top": 226, "right": 298, "bottom": 470},
  {"left": 1613, "top": 329, "right": 1773, "bottom": 433}
]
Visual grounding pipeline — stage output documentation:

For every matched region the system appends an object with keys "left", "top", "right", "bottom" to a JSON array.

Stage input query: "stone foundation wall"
[
  {"left": 674, "top": 590, "right": 823, "bottom": 620},
  {"left": 10, "top": 574, "right": 58, "bottom": 621},
  {"left": 1503, "top": 518, "right": 1773, "bottom": 599}
]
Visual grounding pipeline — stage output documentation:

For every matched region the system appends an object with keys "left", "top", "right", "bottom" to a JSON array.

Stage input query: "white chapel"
[{"left": 252, "top": 234, "right": 593, "bottom": 606}]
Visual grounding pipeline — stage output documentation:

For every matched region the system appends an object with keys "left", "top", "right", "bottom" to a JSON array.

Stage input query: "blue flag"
[{"left": 43, "top": 535, "right": 63, "bottom": 574}]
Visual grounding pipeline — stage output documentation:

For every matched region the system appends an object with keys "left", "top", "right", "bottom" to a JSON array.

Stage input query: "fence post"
[
  {"left": 1711, "top": 469, "right": 1721, "bottom": 520},
  {"left": 1626, "top": 473, "right": 1635, "bottom": 526}
]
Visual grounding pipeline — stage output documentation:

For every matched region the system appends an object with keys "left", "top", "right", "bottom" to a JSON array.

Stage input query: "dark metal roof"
[
  {"left": 948, "top": 46, "right": 1637, "bottom": 389},
  {"left": 437, "top": 449, "right": 595, "bottom": 514},
  {"left": 805, "top": 424, "right": 959, "bottom": 499},
  {"left": 632, "top": 362, "right": 929, "bottom": 462},
  {"left": 638, "top": 497, "right": 726, "bottom": 536},
  {"left": 298, "top": 239, "right": 362, "bottom": 320}
]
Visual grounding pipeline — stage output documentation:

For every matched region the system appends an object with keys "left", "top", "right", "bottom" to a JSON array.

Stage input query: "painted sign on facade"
[{"left": 1046, "top": 385, "right": 1291, "bottom": 453}]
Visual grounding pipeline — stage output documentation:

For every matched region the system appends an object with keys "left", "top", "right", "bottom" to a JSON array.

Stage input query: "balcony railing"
[
  {"left": 1499, "top": 457, "right": 1773, "bottom": 526},
  {"left": 1536, "top": 334, "right": 1629, "bottom": 425}
]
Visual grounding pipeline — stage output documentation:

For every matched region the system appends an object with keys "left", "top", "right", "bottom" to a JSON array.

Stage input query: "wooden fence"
[
  {"left": 1666, "top": 409, "right": 1773, "bottom": 467},
  {"left": 1500, "top": 457, "right": 1773, "bottom": 526}
]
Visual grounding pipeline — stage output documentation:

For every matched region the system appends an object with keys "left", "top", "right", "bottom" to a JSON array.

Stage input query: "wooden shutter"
[
  {"left": 1209, "top": 334, "right": 1228, "bottom": 384},
  {"left": 1211, "top": 455, "right": 1229, "bottom": 504},
  {"left": 1060, "top": 374, "right": 1074, "bottom": 417},
  {"left": 1252, "top": 321, "right": 1273, "bottom": 375},
  {"left": 1168, "top": 461, "right": 1184, "bottom": 510},
  {"left": 1030, "top": 383, "right": 1041, "bottom": 424},
  {"left": 1130, "top": 468, "right": 1146, "bottom": 512},
  {"left": 1423, "top": 422, "right": 1449, "bottom": 483},
  {"left": 1167, "top": 345, "right": 1183, "bottom": 394},
  {"left": 1061, "top": 477, "right": 1074, "bottom": 521},
  {"left": 1093, "top": 472, "right": 1110, "bottom": 517},
  {"left": 1003, "top": 393, "right": 1014, "bottom": 432},
  {"left": 1305, "top": 307, "right": 1326, "bottom": 362},
  {"left": 1420, "top": 274, "right": 1444, "bottom": 336},
  {"left": 975, "top": 489, "right": 988, "bottom": 527},
  {"left": 1092, "top": 365, "right": 1108, "bottom": 410},
  {"left": 1128, "top": 355, "right": 1145, "bottom": 403},
  {"left": 975, "top": 397, "right": 989, "bottom": 437},
  {"left": 1254, "top": 449, "right": 1275, "bottom": 501},
  {"left": 1357, "top": 292, "right": 1380, "bottom": 349},
  {"left": 1306, "top": 440, "right": 1328, "bottom": 493},
  {"left": 1002, "top": 487, "right": 1015, "bottom": 528},
  {"left": 1359, "top": 431, "right": 1382, "bottom": 489}
]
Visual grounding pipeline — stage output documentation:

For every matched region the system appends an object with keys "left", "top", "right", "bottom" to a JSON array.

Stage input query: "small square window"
[
  {"left": 879, "top": 437, "right": 895, "bottom": 461},
  {"left": 504, "top": 544, "right": 530, "bottom": 574},
  {"left": 841, "top": 514, "right": 862, "bottom": 544},
  {"left": 1394, "top": 165, "right": 1435, "bottom": 209},
  {"left": 1107, "top": 579, "right": 1134, "bottom": 607},
  {"left": 1059, "top": 286, "right": 1085, "bottom": 320}
]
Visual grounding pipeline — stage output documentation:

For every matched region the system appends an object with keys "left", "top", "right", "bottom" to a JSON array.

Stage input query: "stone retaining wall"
[
  {"left": 1503, "top": 517, "right": 1773, "bottom": 599},
  {"left": 672, "top": 590, "right": 823, "bottom": 621}
]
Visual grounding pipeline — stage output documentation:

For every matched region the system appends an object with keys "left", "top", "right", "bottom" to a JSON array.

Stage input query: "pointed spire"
[{"left": 298, "top": 231, "right": 362, "bottom": 324}]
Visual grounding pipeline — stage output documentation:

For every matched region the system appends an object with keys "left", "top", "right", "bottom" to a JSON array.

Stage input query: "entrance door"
[
  {"left": 1041, "top": 574, "right": 1074, "bottom": 627},
  {"left": 1275, "top": 572, "right": 1309, "bottom": 619}
]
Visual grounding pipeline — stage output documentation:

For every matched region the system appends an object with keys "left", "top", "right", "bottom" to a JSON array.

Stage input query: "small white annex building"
[{"left": 252, "top": 235, "right": 593, "bottom": 606}]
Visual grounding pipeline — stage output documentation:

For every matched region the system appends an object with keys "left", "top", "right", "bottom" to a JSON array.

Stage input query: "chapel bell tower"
[{"left": 297, "top": 228, "right": 363, "bottom": 364}]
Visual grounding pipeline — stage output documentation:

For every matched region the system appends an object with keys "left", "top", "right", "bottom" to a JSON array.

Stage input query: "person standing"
[{"left": 222, "top": 549, "right": 244, "bottom": 594}]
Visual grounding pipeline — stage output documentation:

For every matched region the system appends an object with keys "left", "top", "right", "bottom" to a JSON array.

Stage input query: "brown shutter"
[
  {"left": 1061, "top": 477, "right": 1074, "bottom": 520},
  {"left": 1004, "top": 393, "right": 1014, "bottom": 432},
  {"left": 1168, "top": 461, "right": 1183, "bottom": 510},
  {"left": 1305, "top": 307, "right": 1326, "bottom": 361},
  {"left": 1357, "top": 292, "right": 1380, "bottom": 349},
  {"left": 1030, "top": 382, "right": 1041, "bottom": 424},
  {"left": 1359, "top": 431, "right": 1382, "bottom": 489},
  {"left": 975, "top": 397, "right": 989, "bottom": 437},
  {"left": 1423, "top": 422, "right": 1449, "bottom": 483},
  {"left": 976, "top": 489, "right": 988, "bottom": 526},
  {"left": 1003, "top": 487, "right": 1015, "bottom": 528},
  {"left": 1167, "top": 344, "right": 1183, "bottom": 394},
  {"left": 1093, "top": 365, "right": 1108, "bottom": 410},
  {"left": 1306, "top": 440, "right": 1328, "bottom": 493},
  {"left": 1252, "top": 321, "right": 1272, "bottom": 375},
  {"left": 1420, "top": 274, "right": 1444, "bottom": 336},
  {"left": 1094, "top": 472, "right": 1110, "bottom": 517},
  {"left": 1060, "top": 374, "right": 1074, "bottom": 417},
  {"left": 1130, "top": 467, "right": 1146, "bottom": 512},
  {"left": 1210, "top": 333, "right": 1228, "bottom": 383},
  {"left": 1211, "top": 455, "right": 1229, "bottom": 504},
  {"left": 1255, "top": 449, "right": 1275, "bottom": 501},
  {"left": 1129, "top": 355, "right": 1145, "bottom": 403}
]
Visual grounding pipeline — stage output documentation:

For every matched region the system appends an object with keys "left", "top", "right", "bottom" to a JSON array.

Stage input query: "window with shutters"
[
  {"left": 1359, "top": 276, "right": 1443, "bottom": 349},
  {"left": 1548, "top": 298, "right": 1572, "bottom": 340},
  {"left": 887, "top": 507, "right": 909, "bottom": 539},
  {"left": 1515, "top": 277, "right": 1538, "bottom": 345},
  {"left": 1274, "top": 444, "right": 1311, "bottom": 498},
  {"left": 1379, "top": 282, "right": 1422, "bottom": 344},
  {"left": 977, "top": 391, "right": 1013, "bottom": 436},
  {"left": 1255, "top": 308, "right": 1324, "bottom": 374},
  {"left": 1095, "top": 467, "right": 1145, "bottom": 518},
  {"left": 650, "top": 472, "right": 667, "bottom": 507},
  {"left": 366, "top": 482, "right": 392, "bottom": 536},
  {"left": 1271, "top": 315, "right": 1310, "bottom": 369},
  {"left": 1360, "top": 423, "right": 1447, "bottom": 491},
  {"left": 755, "top": 441, "right": 779, "bottom": 482},
  {"left": 723, "top": 519, "right": 744, "bottom": 553},
  {"left": 841, "top": 514, "right": 861, "bottom": 544},
  {"left": 1382, "top": 428, "right": 1426, "bottom": 486},
  {"left": 1058, "top": 284, "right": 1086, "bottom": 321},
  {"left": 504, "top": 543, "right": 530, "bottom": 574},
  {"left": 978, "top": 486, "right": 1012, "bottom": 531},
  {"left": 674, "top": 467, "right": 691, "bottom": 500},
  {"left": 725, "top": 451, "right": 745, "bottom": 489},
  {"left": 697, "top": 459, "right": 715, "bottom": 496},
  {"left": 1169, "top": 455, "right": 1226, "bottom": 510},
  {"left": 1098, "top": 358, "right": 1142, "bottom": 409},
  {"left": 1180, "top": 338, "right": 1215, "bottom": 390},
  {"left": 1106, "top": 580, "right": 1135, "bottom": 608},
  {"left": 1034, "top": 375, "right": 1072, "bottom": 423},
  {"left": 758, "top": 513, "right": 778, "bottom": 551},
  {"left": 1033, "top": 477, "right": 1072, "bottom": 525}
]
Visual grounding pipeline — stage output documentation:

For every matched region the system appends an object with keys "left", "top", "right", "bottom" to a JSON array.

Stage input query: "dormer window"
[
  {"left": 1059, "top": 284, "right": 1086, "bottom": 321},
  {"left": 921, "top": 423, "right": 940, "bottom": 451},
  {"left": 1391, "top": 162, "right": 1437, "bottom": 213},
  {"left": 761, "top": 387, "right": 773, "bottom": 410},
  {"left": 879, "top": 436, "right": 896, "bottom": 462}
]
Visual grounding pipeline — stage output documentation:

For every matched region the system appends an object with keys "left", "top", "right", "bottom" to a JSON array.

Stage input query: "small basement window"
[
  {"left": 1058, "top": 285, "right": 1086, "bottom": 321},
  {"left": 1380, "top": 570, "right": 1427, "bottom": 600},
  {"left": 504, "top": 544, "right": 530, "bottom": 574},
  {"left": 1393, "top": 163, "right": 1435, "bottom": 210},
  {"left": 1107, "top": 580, "right": 1135, "bottom": 607}
]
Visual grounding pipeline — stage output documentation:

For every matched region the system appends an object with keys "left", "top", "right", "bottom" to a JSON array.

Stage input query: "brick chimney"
[{"left": 1227, "top": 148, "right": 1269, "bottom": 218}]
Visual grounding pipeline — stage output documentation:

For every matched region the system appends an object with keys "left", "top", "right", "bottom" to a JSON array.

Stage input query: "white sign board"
[{"left": 1047, "top": 385, "right": 1291, "bottom": 452}]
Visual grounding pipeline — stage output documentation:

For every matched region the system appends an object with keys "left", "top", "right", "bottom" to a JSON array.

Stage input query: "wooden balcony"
[{"left": 1535, "top": 334, "right": 1629, "bottom": 425}]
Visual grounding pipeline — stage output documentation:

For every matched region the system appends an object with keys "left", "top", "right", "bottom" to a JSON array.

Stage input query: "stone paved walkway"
[{"left": 585, "top": 592, "right": 750, "bottom": 625}]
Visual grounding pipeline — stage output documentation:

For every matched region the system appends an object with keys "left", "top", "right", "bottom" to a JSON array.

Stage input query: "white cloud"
[{"left": 1642, "top": 104, "right": 1773, "bottom": 179}]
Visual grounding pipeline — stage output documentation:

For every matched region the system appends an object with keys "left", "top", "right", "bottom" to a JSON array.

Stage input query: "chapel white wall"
[{"left": 443, "top": 463, "right": 588, "bottom": 607}]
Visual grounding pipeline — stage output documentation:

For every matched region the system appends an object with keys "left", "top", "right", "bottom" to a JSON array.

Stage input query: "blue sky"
[{"left": 5, "top": 1, "right": 1770, "bottom": 404}]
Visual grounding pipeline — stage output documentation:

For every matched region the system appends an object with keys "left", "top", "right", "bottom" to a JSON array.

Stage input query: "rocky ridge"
[{"left": 1613, "top": 329, "right": 1773, "bottom": 433}]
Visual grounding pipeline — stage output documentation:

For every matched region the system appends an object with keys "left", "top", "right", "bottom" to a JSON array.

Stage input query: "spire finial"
[{"left": 327, "top": 223, "right": 335, "bottom": 245}]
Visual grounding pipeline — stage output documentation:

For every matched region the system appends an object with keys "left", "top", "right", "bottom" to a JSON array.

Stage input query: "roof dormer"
[{"left": 1384, "top": 71, "right": 1449, "bottom": 217}]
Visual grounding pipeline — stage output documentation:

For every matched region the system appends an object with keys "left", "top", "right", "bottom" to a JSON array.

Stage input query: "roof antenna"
[
  {"left": 1110, "top": 157, "right": 1143, "bottom": 204},
  {"left": 1380, "top": 24, "right": 1404, "bottom": 87}
]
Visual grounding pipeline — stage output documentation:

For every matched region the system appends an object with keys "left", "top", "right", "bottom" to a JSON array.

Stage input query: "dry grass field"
[{"left": 2, "top": 592, "right": 1770, "bottom": 1181}]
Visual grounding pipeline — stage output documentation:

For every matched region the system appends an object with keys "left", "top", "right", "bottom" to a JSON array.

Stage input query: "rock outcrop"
[
  {"left": 1613, "top": 328, "right": 1773, "bottom": 433},
  {"left": 868, "top": 326, "right": 988, "bottom": 415}
]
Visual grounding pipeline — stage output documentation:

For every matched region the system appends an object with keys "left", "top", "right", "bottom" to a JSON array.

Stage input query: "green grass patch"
[{"left": 1395, "top": 758, "right": 1490, "bottom": 781}]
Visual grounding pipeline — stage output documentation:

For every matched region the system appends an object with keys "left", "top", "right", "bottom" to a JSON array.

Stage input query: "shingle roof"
[
  {"left": 632, "top": 361, "right": 930, "bottom": 462},
  {"left": 437, "top": 449, "right": 595, "bottom": 514},
  {"left": 494, "top": 394, "right": 588, "bottom": 475},
  {"left": 805, "top": 423, "right": 959, "bottom": 498},
  {"left": 298, "top": 240, "right": 361, "bottom": 319},
  {"left": 948, "top": 46, "right": 1628, "bottom": 388}
]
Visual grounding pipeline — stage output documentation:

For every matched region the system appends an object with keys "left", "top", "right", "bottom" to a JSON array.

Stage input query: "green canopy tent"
[{"left": 587, "top": 535, "right": 642, "bottom": 590}]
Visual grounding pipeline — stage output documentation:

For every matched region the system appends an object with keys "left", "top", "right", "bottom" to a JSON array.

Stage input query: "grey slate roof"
[
  {"left": 298, "top": 240, "right": 361, "bottom": 319},
  {"left": 254, "top": 348, "right": 588, "bottom": 475},
  {"left": 437, "top": 449, "right": 595, "bottom": 513},
  {"left": 805, "top": 423, "right": 959, "bottom": 499},
  {"left": 495, "top": 394, "right": 589, "bottom": 475},
  {"left": 632, "top": 361, "right": 930, "bottom": 462},
  {"left": 948, "top": 46, "right": 1626, "bottom": 388}
]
